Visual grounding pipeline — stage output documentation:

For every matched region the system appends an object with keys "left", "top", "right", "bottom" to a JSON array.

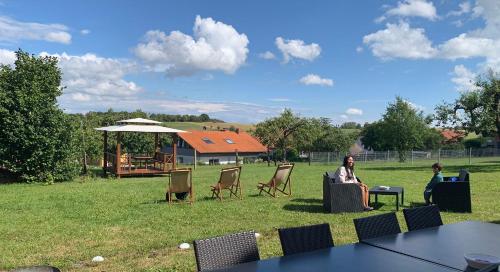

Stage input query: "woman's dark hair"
[
  {"left": 342, "top": 155, "right": 355, "bottom": 170},
  {"left": 432, "top": 162, "right": 443, "bottom": 171}
]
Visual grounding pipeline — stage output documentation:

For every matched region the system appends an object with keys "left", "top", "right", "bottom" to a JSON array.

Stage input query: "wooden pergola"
[{"left": 95, "top": 118, "right": 186, "bottom": 178}]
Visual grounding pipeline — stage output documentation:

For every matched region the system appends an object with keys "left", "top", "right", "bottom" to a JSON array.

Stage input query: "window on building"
[
  {"left": 202, "top": 137, "right": 214, "bottom": 144},
  {"left": 224, "top": 138, "right": 234, "bottom": 144}
]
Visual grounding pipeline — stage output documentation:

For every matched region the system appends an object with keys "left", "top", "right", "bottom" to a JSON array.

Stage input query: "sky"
[{"left": 0, "top": 0, "right": 499, "bottom": 124}]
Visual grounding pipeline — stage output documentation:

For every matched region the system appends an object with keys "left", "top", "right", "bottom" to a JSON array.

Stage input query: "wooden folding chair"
[
  {"left": 211, "top": 166, "right": 242, "bottom": 200},
  {"left": 257, "top": 163, "right": 294, "bottom": 197},
  {"left": 166, "top": 168, "right": 193, "bottom": 204}
]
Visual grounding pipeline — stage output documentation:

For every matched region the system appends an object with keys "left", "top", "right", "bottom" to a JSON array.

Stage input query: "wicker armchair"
[
  {"left": 433, "top": 169, "right": 471, "bottom": 213},
  {"left": 193, "top": 231, "right": 260, "bottom": 272},
  {"left": 403, "top": 205, "right": 443, "bottom": 231},
  {"left": 353, "top": 212, "right": 401, "bottom": 241},
  {"left": 323, "top": 172, "right": 364, "bottom": 213},
  {"left": 278, "top": 223, "right": 334, "bottom": 256}
]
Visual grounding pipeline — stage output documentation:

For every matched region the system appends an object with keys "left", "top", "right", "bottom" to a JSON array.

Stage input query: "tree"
[
  {"left": 253, "top": 109, "right": 307, "bottom": 162},
  {"left": 360, "top": 97, "right": 431, "bottom": 161},
  {"left": 340, "top": 122, "right": 362, "bottom": 129},
  {"left": 435, "top": 71, "right": 499, "bottom": 146},
  {"left": 0, "top": 50, "right": 80, "bottom": 182}
]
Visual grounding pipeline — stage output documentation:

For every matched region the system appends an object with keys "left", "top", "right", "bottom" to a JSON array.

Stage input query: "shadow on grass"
[
  {"left": 291, "top": 198, "right": 323, "bottom": 204},
  {"left": 489, "top": 220, "right": 500, "bottom": 225},
  {"left": 282, "top": 203, "right": 326, "bottom": 214},
  {"left": 407, "top": 202, "right": 428, "bottom": 208}
]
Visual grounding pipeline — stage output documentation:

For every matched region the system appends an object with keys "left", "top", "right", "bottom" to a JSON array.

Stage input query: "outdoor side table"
[{"left": 369, "top": 186, "right": 404, "bottom": 211}]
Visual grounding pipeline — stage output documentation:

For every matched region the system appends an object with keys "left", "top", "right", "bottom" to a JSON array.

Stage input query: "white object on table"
[{"left": 464, "top": 253, "right": 500, "bottom": 269}]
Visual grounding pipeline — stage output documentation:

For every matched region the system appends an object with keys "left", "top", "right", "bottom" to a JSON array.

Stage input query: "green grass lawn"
[{"left": 1, "top": 158, "right": 499, "bottom": 271}]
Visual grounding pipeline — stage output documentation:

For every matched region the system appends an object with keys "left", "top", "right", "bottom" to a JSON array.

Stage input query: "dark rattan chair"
[
  {"left": 403, "top": 205, "right": 443, "bottom": 231},
  {"left": 433, "top": 169, "right": 471, "bottom": 213},
  {"left": 353, "top": 212, "right": 401, "bottom": 241},
  {"left": 193, "top": 231, "right": 260, "bottom": 271},
  {"left": 278, "top": 223, "right": 334, "bottom": 256},
  {"left": 323, "top": 172, "right": 364, "bottom": 213}
]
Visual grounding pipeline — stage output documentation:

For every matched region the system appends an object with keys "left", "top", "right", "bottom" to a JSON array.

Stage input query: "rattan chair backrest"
[{"left": 193, "top": 231, "right": 260, "bottom": 271}]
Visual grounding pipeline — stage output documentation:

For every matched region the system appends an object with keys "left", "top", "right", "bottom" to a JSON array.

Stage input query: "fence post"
[
  {"left": 469, "top": 147, "right": 472, "bottom": 165},
  {"left": 387, "top": 150, "right": 389, "bottom": 162},
  {"left": 364, "top": 151, "right": 367, "bottom": 163},
  {"left": 438, "top": 148, "right": 441, "bottom": 163},
  {"left": 327, "top": 152, "right": 330, "bottom": 164},
  {"left": 411, "top": 150, "right": 414, "bottom": 165},
  {"left": 308, "top": 151, "right": 311, "bottom": 166}
]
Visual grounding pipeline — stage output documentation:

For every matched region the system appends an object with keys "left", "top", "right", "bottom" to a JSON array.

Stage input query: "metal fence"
[{"left": 309, "top": 148, "right": 500, "bottom": 164}]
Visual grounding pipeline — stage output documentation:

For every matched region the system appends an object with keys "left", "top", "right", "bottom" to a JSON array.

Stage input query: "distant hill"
[{"left": 163, "top": 122, "right": 255, "bottom": 132}]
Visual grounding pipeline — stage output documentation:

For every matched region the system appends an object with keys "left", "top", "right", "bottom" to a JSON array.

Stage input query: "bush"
[{"left": 0, "top": 50, "right": 80, "bottom": 182}]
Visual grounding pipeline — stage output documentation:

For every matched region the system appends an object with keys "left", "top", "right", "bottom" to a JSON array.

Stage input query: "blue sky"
[{"left": 0, "top": 0, "right": 499, "bottom": 124}]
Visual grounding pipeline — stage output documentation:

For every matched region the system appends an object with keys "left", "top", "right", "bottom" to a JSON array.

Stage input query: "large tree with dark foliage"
[
  {"left": 435, "top": 71, "right": 499, "bottom": 147},
  {"left": 0, "top": 50, "right": 80, "bottom": 182}
]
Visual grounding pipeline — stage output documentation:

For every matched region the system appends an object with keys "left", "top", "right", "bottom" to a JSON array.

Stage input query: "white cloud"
[
  {"left": 448, "top": 2, "right": 472, "bottom": 17},
  {"left": 134, "top": 15, "right": 249, "bottom": 77},
  {"left": 340, "top": 114, "right": 348, "bottom": 119},
  {"left": 0, "top": 48, "right": 16, "bottom": 65},
  {"left": 275, "top": 37, "right": 321, "bottom": 63},
  {"left": 0, "top": 16, "right": 71, "bottom": 44},
  {"left": 451, "top": 65, "right": 481, "bottom": 91},
  {"left": 356, "top": 46, "right": 364, "bottom": 53},
  {"left": 346, "top": 108, "right": 363, "bottom": 115},
  {"left": 38, "top": 52, "right": 142, "bottom": 101},
  {"left": 268, "top": 98, "right": 291, "bottom": 102},
  {"left": 80, "top": 29, "right": 90, "bottom": 35},
  {"left": 383, "top": 0, "right": 438, "bottom": 21},
  {"left": 438, "top": 34, "right": 497, "bottom": 60},
  {"left": 363, "top": 22, "right": 438, "bottom": 59},
  {"left": 299, "top": 74, "right": 334, "bottom": 87},
  {"left": 404, "top": 100, "right": 426, "bottom": 111},
  {"left": 259, "top": 51, "right": 276, "bottom": 60}
]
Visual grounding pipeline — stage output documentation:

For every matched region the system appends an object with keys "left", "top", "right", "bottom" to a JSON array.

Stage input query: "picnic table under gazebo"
[{"left": 95, "top": 118, "right": 185, "bottom": 178}]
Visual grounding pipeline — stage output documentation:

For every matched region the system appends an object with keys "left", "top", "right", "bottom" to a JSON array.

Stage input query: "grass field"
[{"left": 1, "top": 158, "right": 499, "bottom": 271}]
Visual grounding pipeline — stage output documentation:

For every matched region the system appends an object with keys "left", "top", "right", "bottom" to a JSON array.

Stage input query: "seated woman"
[
  {"left": 333, "top": 155, "right": 373, "bottom": 211},
  {"left": 424, "top": 162, "right": 443, "bottom": 205}
]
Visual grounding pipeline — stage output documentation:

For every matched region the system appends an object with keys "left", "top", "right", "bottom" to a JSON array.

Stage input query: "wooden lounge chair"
[
  {"left": 211, "top": 166, "right": 242, "bottom": 200},
  {"left": 257, "top": 163, "right": 294, "bottom": 197},
  {"left": 166, "top": 168, "right": 193, "bottom": 204}
]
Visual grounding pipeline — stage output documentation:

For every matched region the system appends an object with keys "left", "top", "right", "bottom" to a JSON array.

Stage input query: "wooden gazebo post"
[
  {"left": 172, "top": 134, "right": 178, "bottom": 169},
  {"left": 103, "top": 131, "right": 108, "bottom": 175},
  {"left": 116, "top": 132, "right": 121, "bottom": 178},
  {"left": 154, "top": 133, "right": 160, "bottom": 153}
]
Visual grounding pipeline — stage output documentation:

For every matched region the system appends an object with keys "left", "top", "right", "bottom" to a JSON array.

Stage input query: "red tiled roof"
[
  {"left": 441, "top": 129, "right": 465, "bottom": 141},
  {"left": 177, "top": 130, "right": 267, "bottom": 154}
]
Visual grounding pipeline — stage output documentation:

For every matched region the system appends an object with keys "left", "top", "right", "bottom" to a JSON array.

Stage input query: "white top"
[
  {"left": 333, "top": 166, "right": 358, "bottom": 183},
  {"left": 117, "top": 118, "right": 161, "bottom": 124},
  {"left": 95, "top": 124, "right": 185, "bottom": 133}
]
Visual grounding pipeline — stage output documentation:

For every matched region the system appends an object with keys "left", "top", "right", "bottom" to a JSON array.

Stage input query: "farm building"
[{"left": 165, "top": 130, "right": 267, "bottom": 165}]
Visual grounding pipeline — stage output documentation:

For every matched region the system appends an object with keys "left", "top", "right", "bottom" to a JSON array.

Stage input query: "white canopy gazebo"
[{"left": 95, "top": 118, "right": 186, "bottom": 177}]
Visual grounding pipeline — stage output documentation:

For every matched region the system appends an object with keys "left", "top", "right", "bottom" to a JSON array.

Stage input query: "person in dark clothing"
[{"left": 424, "top": 162, "right": 443, "bottom": 205}]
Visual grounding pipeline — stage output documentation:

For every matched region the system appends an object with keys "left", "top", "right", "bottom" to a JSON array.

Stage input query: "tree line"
[{"left": 1, "top": 50, "right": 498, "bottom": 182}]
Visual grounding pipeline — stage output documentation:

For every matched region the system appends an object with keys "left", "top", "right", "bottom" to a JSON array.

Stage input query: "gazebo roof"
[
  {"left": 95, "top": 118, "right": 186, "bottom": 133},
  {"left": 117, "top": 118, "right": 161, "bottom": 124}
]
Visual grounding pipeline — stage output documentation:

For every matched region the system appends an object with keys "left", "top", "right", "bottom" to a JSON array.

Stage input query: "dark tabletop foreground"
[
  {"left": 363, "top": 221, "right": 500, "bottom": 271},
  {"left": 208, "top": 243, "right": 457, "bottom": 272}
]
